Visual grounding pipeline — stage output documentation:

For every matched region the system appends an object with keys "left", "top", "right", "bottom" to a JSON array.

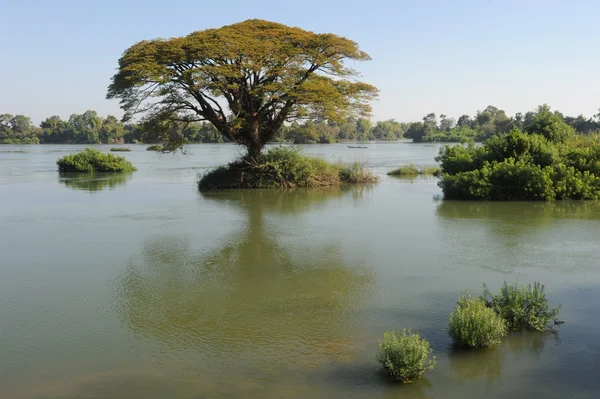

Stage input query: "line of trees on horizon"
[{"left": 2, "top": 105, "right": 599, "bottom": 145}]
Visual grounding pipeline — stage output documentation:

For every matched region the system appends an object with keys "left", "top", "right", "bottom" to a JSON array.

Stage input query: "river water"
[{"left": 1, "top": 143, "right": 599, "bottom": 399}]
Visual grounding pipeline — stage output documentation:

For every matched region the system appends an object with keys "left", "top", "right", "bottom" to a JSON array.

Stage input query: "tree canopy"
[{"left": 107, "top": 19, "right": 378, "bottom": 158}]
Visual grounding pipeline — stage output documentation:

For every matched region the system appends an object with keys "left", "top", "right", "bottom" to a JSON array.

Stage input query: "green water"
[{"left": 1, "top": 143, "right": 599, "bottom": 399}]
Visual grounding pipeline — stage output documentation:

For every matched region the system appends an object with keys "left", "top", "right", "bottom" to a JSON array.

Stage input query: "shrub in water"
[
  {"left": 376, "top": 329, "right": 436, "bottom": 383},
  {"left": 448, "top": 294, "right": 507, "bottom": 348},
  {"left": 387, "top": 164, "right": 440, "bottom": 176},
  {"left": 339, "top": 161, "right": 379, "bottom": 184},
  {"left": 56, "top": 148, "right": 136, "bottom": 173},
  {"left": 147, "top": 145, "right": 163, "bottom": 151},
  {"left": 198, "top": 147, "right": 378, "bottom": 189},
  {"left": 482, "top": 282, "right": 561, "bottom": 331}
]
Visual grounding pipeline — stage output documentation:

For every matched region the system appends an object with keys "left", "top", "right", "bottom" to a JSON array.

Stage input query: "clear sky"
[{"left": 1, "top": 0, "right": 599, "bottom": 123}]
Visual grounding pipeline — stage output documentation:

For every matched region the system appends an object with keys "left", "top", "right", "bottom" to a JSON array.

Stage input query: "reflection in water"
[
  {"left": 505, "top": 331, "right": 557, "bottom": 360},
  {"left": 383, "top": 378, "right": 433, "bottom": 399},
  {"left": 435, "top": 200, "right": 600, "bottom": 273},
  {"left": 200, "top": 186, "right": 373, "bottom": 214},
  {"left": 448, "top": 331, "right": 556, "bottom": 384},
  {"left": 116, "top": 188, "right": 373, "bottom": 373},
  {"left": 449, "top": 348, "right": 504, "bottom": 384},
  {"left": 59, "top": 172, "right": 132, "bottom": 192},
  {"left": 437, "top": 201, "right": 600, "bottom": 222}
]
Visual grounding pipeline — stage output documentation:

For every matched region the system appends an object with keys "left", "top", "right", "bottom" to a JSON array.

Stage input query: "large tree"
[{"left": 107, "top": 19, "right": 378, "bottom": 159}]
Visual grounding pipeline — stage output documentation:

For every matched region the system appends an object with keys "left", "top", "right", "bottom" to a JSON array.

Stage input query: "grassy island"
[
  {"left": 57, "top": 148, "right": 136, "bottom": 173},
  {"left": 388, "top": 164, "right": 440, "bottom": 176},
  {"left": 198, "top": 147, "right": 377, "bottom": 190}
]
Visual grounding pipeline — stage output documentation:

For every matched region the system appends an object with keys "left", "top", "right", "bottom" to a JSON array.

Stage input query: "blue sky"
[{"left": 1, "top": 0, "right": 599, "bottom": 123}]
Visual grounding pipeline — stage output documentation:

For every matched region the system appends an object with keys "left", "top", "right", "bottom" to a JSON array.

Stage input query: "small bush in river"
[
  {"left": 56, "top": 148, "right": 136, "bottom": 173},
  {"left": 387, "top": 164, "right": 440, "bottom": 176},
  {"left": 482, "top": 282, "right": 561, "bottom": 331},
  {"left": 448, "top": 294, "right": 507, "bottom": 348},
  {"left": 147, "top": 145, "right": 163, "bottom": 151},
  {"left": 110, "top": 147, "right": 131, "bottom": 152},
  {"left": 376, "top": 329, "right": 436, "bottom": 383},
  {"left": 198, "top": 146, "right": 378, "bottom": 189}
]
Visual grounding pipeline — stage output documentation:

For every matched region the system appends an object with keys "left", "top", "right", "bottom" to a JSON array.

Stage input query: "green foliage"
[
  {"left": 276, "top": 117, "right": 401, "bottom": 144},
  {"left": 421, "top": 126, "right": 479, "bottom": 143},
  {"left": 437, "top": 128, "right": 600, "bottom": 200},
  {"left": 0, "top": 114, "right": 40, "bottom": 143},
  {"left": 482, "top": 282, "right": 561, "bottom": 331},
  {"left": 146, "top": 145, "right": 163, "bottom": 151},
  {"left": 107, "top": 19, "right": 378, "bottom": 158},
  {"left": 388, "top": 164, "right": 440, "bottom": 176},
  {"left": 448, "top": 294, "right": 507, "bottom": 349},
  {"left": 56, "top": 148, "right": 136, "bottom": 173},
  {"left": 198, "top": 146, "right": 377, "bottom": 190},
  {"left": 376, "top": 329, "right": 436, "bottom": 383},
  {"left": 339, "top": 161, "right": 379, "bottom": 184},
  {"left": 524, "top": 105, "right": 575, "bottom": 143},
  {"left": 110, "top": 147, "right": 131, "bottom": 152}
]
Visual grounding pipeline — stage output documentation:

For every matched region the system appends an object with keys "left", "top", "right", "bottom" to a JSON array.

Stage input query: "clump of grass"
[
  {"left": 340, "top": 161, "right": 379, "bottom": 184},
  {"left": 482, "top": 282, "right": 561, "bottom": 331},
  {"left": 388, "top": 164, "right": 441, "bottom": 176},
  {"left": 376, "top": 329, "right": 436, "bottom": 383},
  {"left": 198, "top": 147, "right": 378, "bottom": 190},
  {"left": 147, "top": 145, "right": 163, "bottom": 151},
  {"left": 56, "top": 148, "right": 136, "bottom": 173},
  {"left": 110, "top": 147, "right": 131, "bottom": 152},
  {"left": 448, "top": 293, "right": 507, "bottom": 348}
]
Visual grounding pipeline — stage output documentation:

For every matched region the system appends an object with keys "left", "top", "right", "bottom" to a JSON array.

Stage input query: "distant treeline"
[
  {"left": 2, "top": 105, "right": 599, "bottom": 145},
  {"left": 0, "top": 111, "right": 225, "bottom": 145},
  {"left": 277, "top": 105, "right": 600, "bottom": 144}
]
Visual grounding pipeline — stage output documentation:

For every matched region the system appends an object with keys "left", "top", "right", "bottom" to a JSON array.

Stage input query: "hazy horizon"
[{"left": 1, "top": 0, "right": 599, "bottom": 124}]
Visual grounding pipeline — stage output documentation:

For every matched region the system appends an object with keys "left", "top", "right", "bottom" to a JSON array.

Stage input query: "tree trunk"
[{"left": 247, "top": 139, "right": 263, "bottom": 163}]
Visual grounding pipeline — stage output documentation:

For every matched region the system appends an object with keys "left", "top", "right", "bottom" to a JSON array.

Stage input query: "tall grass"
[{"left": 388, "top": 164, "right": 440, "bottom": 176}]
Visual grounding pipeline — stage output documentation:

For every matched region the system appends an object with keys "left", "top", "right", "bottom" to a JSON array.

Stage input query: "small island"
[
  {"left": 436, "top": 106, "right": 600, "bottom": 200},
  {"left": 57, "top": 148, "right": 136, "bottom": 173}
]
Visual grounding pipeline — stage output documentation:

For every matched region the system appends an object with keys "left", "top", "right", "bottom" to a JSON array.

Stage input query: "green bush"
[
  {"left": 448, "top": 294, "right": 507, "bottom": 348},
  {"left": 1, "top": 137, "right": 40, "bottom": 144},
  {"left": 437, "top": 128, "right": 600, "bottom": 200},
  {"left": 147, "top": 145, "right": 163, "bottom": 151},
  {"left": 340, "top": 161, "right": 379, "bottom": 184},
  {"left": 387, "top": 164, "right": 440, "bottom": 176},
  {"left": 56, "top": 148, "right": 136, "bottom": 173},
  {"left": 110, "top": 147, "right": 131, "bottom": 152},
  {"left": 482, "top": 282, "right": 561, "bottom": 331},
  {"left": 198, "top": 147, "right": 378, "bottom": 190},
  {"left": 376, "top": 329, "right": 436, "bottom": 383}
]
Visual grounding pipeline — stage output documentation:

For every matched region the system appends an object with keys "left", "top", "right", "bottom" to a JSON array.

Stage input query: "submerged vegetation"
[
  {"left": 437, "top": 106, "right": 600, "bottom": 200},
  {"left": 198, "top": 147, "right": 378, "bottom": 190},
  {"left": 387, "top": 164, "right": 440, "bottom": 176},
  {"left": 482, "top": 282, "right": 561, "bottom": 331},
  {"left": 146, "top": 145, "right": 163, "bottom": 151},
  {"left": 56, "top": 148, "right": 136, "bottom": 173},
  {"left": 110, "top": 147, "right": 131, "bottom": 152},
  {"left": 448, "top": 294, "right": 507, "bottom": 348},
  {"left": 376, "top": 329, "right": 436, "bottom": 383}
]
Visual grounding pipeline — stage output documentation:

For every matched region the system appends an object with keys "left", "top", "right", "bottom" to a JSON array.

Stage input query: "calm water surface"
[{"left": 1, "top": 143, "right": 599, "bottom": 399}]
